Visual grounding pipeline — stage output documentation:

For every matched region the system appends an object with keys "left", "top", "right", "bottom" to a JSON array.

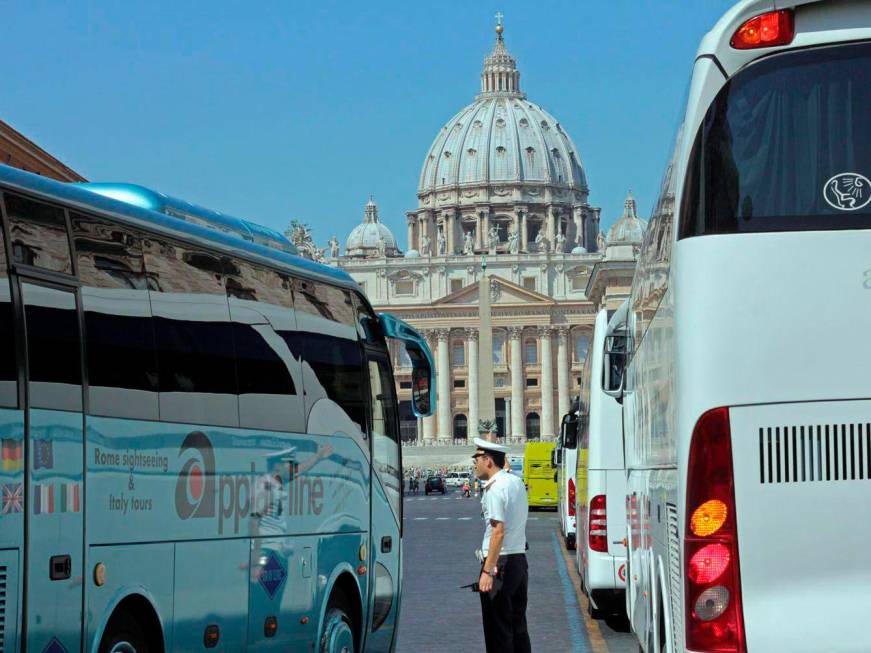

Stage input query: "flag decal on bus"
[
  {"left": 1, "top": 438, "right": 22, "bottom": 471},
  {"left": 1, "top": 482, "right": 22, "bottom": 514},
  {"left": 33, "top": 438, "right": 54, "bottom": 469},
  {"left": 34, "top": 482, "right": 80, "bottom": 514},
  {"left": 259, "top": 550, "right": 287, "bottom": 599}
]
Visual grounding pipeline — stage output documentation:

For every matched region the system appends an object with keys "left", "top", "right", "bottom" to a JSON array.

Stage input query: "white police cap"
[{"left": 473, "top": 437, "right": 509, "bottom": 454}]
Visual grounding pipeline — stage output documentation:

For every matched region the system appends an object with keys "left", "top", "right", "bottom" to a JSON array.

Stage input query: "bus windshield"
[{"left": 681, "top": 41, "right": 871, "bottom": 237}]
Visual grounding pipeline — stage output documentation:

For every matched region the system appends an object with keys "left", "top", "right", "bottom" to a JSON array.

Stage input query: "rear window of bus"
[{"left": 680, "top": 41, "right": 871, "bottom": 237}]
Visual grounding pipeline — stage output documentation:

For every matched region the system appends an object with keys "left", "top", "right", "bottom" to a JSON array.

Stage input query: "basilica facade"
[{"left": 335, "top": 23, "right": 645, "bottom": 444}]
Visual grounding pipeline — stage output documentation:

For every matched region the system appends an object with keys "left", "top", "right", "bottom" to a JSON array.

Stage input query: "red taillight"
[
  {"left": 589, "top": 494, "right": 607, "bottom": 553},
  {"left": 685, "top": 407, "right": 746, "bottom": 652},
  {"left": 568, "top": 478, "right": 576, "bottom": 516},
  {"left": 730, "top": 9, "right": 794, "bottom": 50}
]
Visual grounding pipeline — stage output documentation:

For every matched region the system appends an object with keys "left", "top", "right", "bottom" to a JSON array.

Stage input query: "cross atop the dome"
[{"left": 495, "top": 11, "right": 504, "bottom": 39}]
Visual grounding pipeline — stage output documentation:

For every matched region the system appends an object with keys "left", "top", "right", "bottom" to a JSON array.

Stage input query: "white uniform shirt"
[{"left": 480, "top": 469, "right": 528, "bottom": 555}]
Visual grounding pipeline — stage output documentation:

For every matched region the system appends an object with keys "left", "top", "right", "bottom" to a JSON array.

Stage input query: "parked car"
[
  {"left": 444, "top": 472, "right": 462, "bottom": 488},
  {"left": 425, "top": 476, "right": 446, "bottom": 495}
]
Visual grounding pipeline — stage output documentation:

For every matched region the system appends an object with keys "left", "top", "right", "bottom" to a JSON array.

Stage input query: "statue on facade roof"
[
  {"left": 437, "top": 230, "right": 447, "bottom": 256},
  {"left": 507, "top": 227, "right": 520, "bottom": 254},
  {"left": 328, "top": 235, "right": 340, "bottom": 258},
  {"left": 488, "top": 224, "right": 499, "bottom": 252},
  {"left": 420, "top": 233, "right": 431, "bottom": 256},
  {"left": 286, "top": 219, "right": 323, "bottom": 261},
  {"left": 463, "top": 230, "right": 475, "bottom": 255},
  {"left": 555, "top": 230, "right": 566, "bottom": 252},
  {"left": 377, "top": 235, "right": 387, "bottom": 258},
  {"left": 535, "top": 229, "right": 549, "bottom": 253}
]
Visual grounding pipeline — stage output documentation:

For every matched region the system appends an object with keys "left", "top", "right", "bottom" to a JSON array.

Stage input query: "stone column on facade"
[
  {"left": 406, "top": 214, "right": 417, "bottom": 252},
  {"left": 444, "top": 212, "right": 454, "bottom": 255},
  {"left": 466, "top": 328, "right": 479, "bottom": 438},
  {"left": 422, "top": 330, "right": 436, "bottom": 442},
  {"left": 556, "top": 326, "right": 571, "bottom": 421},
  {"left": 504, "top": 397, "right": 512, "bottom": 440},
  {"left": 436, "top": 328, "right": 452, "bottom": 441},
  {"left": 513, "top": 212, "right": 521, "bottom": 251},
  {"left": 418, "top": 215, "right": 429, "bottom": 254},
  {"left": 521, "top": 211, "right": 528, "bottom": 252},
  {"left": 509, "top": 326, "right": 525, "bottom": 440},
  {"left": 482, "top": 211, "right": 490, "bottom": 252},
  {"left": 475, "top": 211, "right": 484, "bottom": 250},
  {"left": 539, "top": 325, "right": 555, "bottom": 439}
]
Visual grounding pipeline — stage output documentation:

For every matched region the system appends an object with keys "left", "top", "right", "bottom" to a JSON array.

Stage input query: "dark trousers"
[{"left": 479, "top": 554, "right": 531, "bottom": 653}]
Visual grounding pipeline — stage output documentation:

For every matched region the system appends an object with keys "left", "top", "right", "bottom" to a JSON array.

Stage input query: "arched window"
[
  {"left": 574, "top": 333, "right": 590, "bottom": 363},
  {"left": 526, "top": 412, "right": 541, "bottom": 439},
  {"left": 454, "top": 414, "right": 468, "bottom": 440},
  {"left": 452, "top": 341, "right": 465, "bottom": 367},
  {"left": 525, "top": 339, "right": 537, "bottom": 364}
]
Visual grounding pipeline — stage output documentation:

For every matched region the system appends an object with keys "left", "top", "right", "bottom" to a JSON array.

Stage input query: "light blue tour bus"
[{"left": 0, "top": 163, "right": 435, "bottom": 653}]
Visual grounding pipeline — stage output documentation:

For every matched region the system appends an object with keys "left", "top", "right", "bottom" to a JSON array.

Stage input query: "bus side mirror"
[
  {"left": 411, "top": 365, "right": 432, "bottom": 417},
  {"left": 379, "top": 312, "right": 436, "bottom": 417},
  {"left": 602, "top": 333, "right": 628, "bottom": 403}
]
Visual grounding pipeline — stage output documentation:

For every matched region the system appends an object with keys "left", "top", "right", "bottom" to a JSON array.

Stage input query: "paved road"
[{"left": 396, "top": 488, "right": 638, "bottom": 653}]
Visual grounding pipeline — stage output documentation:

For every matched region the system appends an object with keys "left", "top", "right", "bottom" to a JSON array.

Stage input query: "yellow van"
[{"left": 523, "top": 441, "right": 558, "bottom": 509}]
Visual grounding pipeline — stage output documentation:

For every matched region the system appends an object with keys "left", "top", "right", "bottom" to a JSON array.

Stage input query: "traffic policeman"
[{"left": 472, "top": 437, "right": 531, "bottom": 653}]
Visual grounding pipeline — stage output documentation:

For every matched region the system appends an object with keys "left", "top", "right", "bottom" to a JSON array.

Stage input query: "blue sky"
[{"left": 3, "top": 1, "right": 734, "bottom": 249}]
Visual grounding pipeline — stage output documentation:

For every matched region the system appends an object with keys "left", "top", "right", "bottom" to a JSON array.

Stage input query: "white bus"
[
  {"left": 615, "top": 2, "right": 871, "bottom": 652},
  {"left": 556, "top": 405, "right": 578, "bottom": 550},
  {"left": 574, "top": 307, "right": 627, "bottom": 619}
]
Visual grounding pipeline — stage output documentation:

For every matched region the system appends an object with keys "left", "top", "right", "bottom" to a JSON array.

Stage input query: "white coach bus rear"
[
  {"left": 575, "top": 307, "right": 628, "bottom": 619},
  {"left": 620, "top": 2, "right": 871, "bottom": 652}
]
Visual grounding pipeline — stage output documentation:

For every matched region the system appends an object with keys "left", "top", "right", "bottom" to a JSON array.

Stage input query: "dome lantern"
[{"left": 479, "top": 13, "right": 523, "bottom": 99}]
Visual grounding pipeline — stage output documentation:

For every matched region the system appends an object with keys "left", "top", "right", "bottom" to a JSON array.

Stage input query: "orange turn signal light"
[{"left": 690, "top": 499, "right": 728, "bottom": 537}]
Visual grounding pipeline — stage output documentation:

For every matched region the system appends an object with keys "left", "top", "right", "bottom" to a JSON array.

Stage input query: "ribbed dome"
[
  {"left": 607, "top": 192, "right": 647, "bottom": 245},
  {"left": 417, "top": 27, "right": 587, "bottom": 195},
  {"left": 345, "top": 196, "right": 399, "bottom": 257}
]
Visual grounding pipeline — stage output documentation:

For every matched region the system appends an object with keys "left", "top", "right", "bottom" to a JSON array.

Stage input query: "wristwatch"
[{"left": 485, "top": 567, "right": 498, "bottom": 577}]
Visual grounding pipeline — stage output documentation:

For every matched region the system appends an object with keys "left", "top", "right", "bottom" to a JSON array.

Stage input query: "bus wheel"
[
  {"left": 320, "top": 591, "right": 355, "bottom": 653},
  {"left": 100, "top": 611, "right": 149, "bottom": 653}
]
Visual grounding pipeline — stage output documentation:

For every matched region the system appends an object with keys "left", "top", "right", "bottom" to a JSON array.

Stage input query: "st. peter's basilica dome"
[
  {"left": 607, "top": 192, "right": 647, "bottom": 245},
  {"left": 418, "top": 29, "right": 587, "bottom": 196}
]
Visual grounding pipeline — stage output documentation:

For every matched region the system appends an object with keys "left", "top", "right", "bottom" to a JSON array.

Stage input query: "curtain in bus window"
[
  {"left": 225, "top": 260, "right": 305, "bottom": 433},
  {"left": 72, "top": 214, "right": 159, "bottom": 420},
  {"left": 683, "top": 42, "right": 871, "bottom": 236},
  {"left": 0, "top": 223, "right": 16, "bottom": 408},
  {"left": 142, "top": 238, "right": 238, "bottom": 427},
  {"left": 4, "top": 193, "right": 73, "bottom": 273},
  {"left": 292, "top": 280, "right": 367, "bottom": 441}
]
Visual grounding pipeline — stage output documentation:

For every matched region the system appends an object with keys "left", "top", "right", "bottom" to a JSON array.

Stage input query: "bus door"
[
  {"left": 18, "top": 280, "right": 85, "bottom": 653},
  {"left": 364, "top": 350, "right": 402, "bottom": 652}
]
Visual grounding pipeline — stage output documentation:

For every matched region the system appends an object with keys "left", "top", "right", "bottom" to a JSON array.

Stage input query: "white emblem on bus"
[{"left": 823, "top": 172, "right": 871, "bottom": 211}]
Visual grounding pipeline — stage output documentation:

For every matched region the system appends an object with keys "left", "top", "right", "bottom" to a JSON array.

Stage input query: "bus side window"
[
  {"left": 72, "top": 213, "right": 159, "bottom": 421},
  {"left": 294, "top": 280, "right": 368, "bottom": 438},
  {"left": 4, "top": 192, "right": 74, "bottom": 275},
  {"left": 368, "top": 358, "right": 401, "bottom": 521},
  {"left": 141, "top": 238, "right": 239, "bottom": 427},
  {"left": 0, "top": 206, "right": 16, "bottom": 408},
  {"left": 225, "top": 260, "right": 305, "bottom": 433}
]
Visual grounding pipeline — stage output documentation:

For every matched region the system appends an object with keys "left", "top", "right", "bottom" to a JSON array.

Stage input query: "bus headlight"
[{"left": 371, "top": 563, "right": 394, "bottom": 632}]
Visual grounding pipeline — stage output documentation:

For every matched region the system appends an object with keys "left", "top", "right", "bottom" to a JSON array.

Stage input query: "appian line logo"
[{"left": 175, "top": 431, "right": 326, "bottom": 535}]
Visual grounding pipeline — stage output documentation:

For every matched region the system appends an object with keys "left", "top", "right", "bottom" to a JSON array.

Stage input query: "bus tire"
[
  {"left": 320, "top": 590, "right": 356, "bottom": 653},
  {"left": 99, "top": 610, "right": 150, "bottom": 653}
]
